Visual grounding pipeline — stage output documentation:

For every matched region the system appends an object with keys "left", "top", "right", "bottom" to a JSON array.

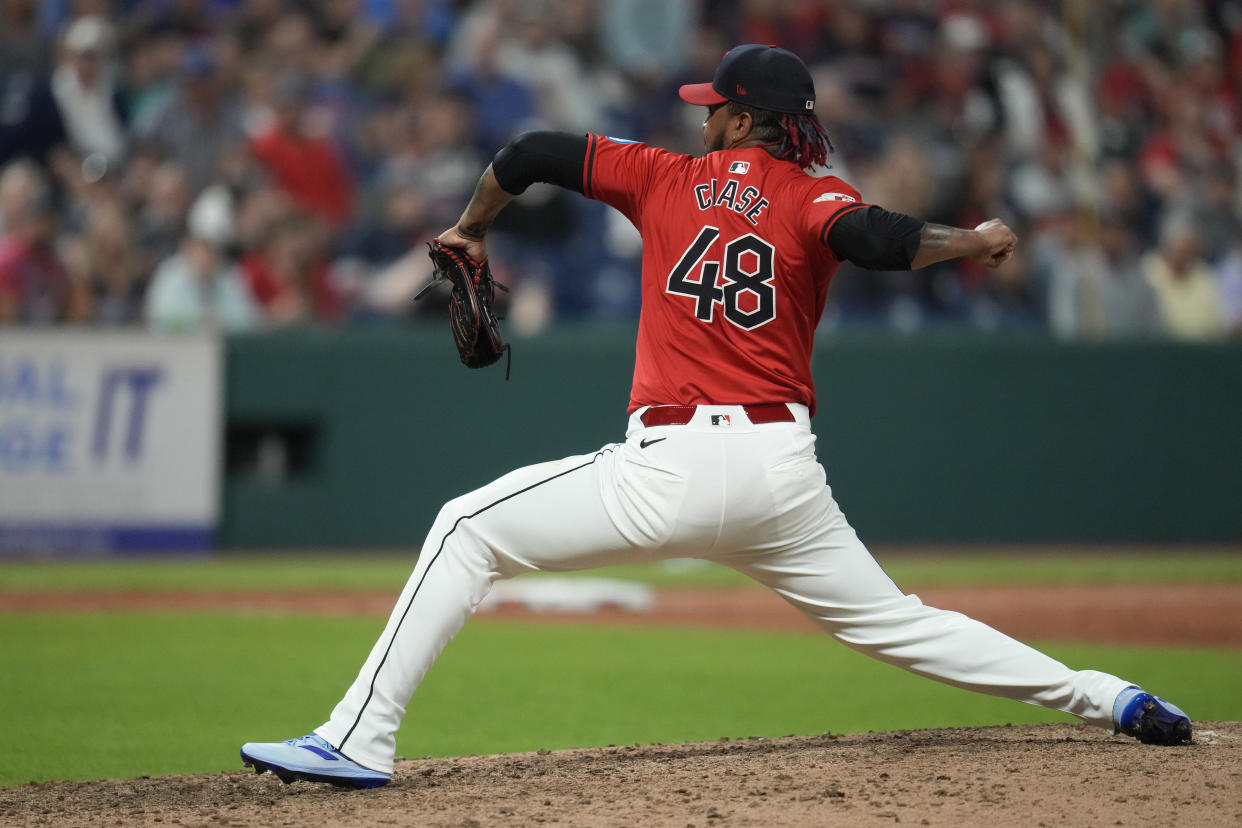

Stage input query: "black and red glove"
[{"left": 418, "top": 241, "right": 510, "bottom": 375}]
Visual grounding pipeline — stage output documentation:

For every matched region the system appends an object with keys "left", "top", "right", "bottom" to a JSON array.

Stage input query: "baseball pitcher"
[{"left": 241, "top": 44, "right": 1191, "bottom": 788}]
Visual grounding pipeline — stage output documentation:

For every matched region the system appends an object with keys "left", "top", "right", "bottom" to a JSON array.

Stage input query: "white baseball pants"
[{"left": 315, "top": 404, "right": 1131, "bottom": 773}]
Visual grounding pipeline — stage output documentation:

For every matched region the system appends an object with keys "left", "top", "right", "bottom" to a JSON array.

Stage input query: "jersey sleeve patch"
[{"left": 812, "top": 191, "right": 857, "bottom": 204}]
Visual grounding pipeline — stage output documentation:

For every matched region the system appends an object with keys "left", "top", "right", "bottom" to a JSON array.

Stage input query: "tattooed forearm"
[
  {"left": 453, "top": 166, "right": 515, "bottom": 241},
  {"left": 920, "top": 223, "right": 967, "bottom": 250},
  {"left": 909, "top": 221, "right": 988, "bottom": 269},
  {"left": 458, "top": 175, "right": 493, "bottom": 239},
  {"left": 458, "top": 222, "right": 489, "bottom": 241},
  {"left": 910, "top": 217, "right": 1011, "bottom": 269}
]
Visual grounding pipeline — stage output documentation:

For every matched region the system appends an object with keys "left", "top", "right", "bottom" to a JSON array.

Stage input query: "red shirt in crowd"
[
  {"left": 250, "top": 127, "right": 353, "bottom": 228},
  {"left": 0, "top": 237, "right": 71, "bottom": 324},
  {"left": 240, "top": 251, "right": 344, "bottom": 324}
]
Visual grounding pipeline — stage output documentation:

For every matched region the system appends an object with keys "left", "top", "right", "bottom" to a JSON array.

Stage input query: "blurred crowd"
[{"left": 1, "top": 0, "right": 1240, "bottom": 339}]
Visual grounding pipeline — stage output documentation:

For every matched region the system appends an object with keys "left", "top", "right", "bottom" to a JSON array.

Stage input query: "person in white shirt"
[
  {"left": 50, "top": 16, "right": 127, "bottom": 168},
  {"left": 145, "top": 185, "right": 259, "bottom": 333}
]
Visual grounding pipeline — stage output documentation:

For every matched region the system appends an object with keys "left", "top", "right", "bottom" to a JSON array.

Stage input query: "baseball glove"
[{"left": 417, "top": 240, "right": 510, "bottom": 376}]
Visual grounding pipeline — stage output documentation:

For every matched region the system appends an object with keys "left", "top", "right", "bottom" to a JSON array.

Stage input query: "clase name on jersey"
[{"left": 694, "top": 178, "right": 770, "bottom": 227}]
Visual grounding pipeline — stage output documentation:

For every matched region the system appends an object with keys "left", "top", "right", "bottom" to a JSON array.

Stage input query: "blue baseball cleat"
[
  {"left": 240, "top": 734, "right": 391, "bottom": 788},
  {"left": 1113, "top": 687, "right": 1192, "bottom": 745}
]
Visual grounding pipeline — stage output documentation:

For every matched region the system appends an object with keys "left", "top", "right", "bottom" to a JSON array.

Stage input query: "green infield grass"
[
  {"left": 1, "top": 547, "right": 1241, "bottom": 593},
  {"left": 1, "top": 611, "right": 1239, "bottom": 786}
]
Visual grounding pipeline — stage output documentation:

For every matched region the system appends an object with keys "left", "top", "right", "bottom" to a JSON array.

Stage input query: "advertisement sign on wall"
[{"left": 0, "top": 332, "right": 221, "bottom": 556}]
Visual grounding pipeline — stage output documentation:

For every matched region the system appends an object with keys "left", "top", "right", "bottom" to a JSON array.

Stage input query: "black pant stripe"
[{"left": 337, "top": 448, "right": 615, "bottom": 751}]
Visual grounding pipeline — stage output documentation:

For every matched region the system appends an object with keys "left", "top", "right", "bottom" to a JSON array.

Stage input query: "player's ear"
[{"left": 730, "top": 110, "right": 753, "bottom": 143}]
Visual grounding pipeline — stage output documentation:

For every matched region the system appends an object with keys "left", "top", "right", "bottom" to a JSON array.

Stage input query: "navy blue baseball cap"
[{"left": 679, "top": 44, "right": 816, "bottom": 115}]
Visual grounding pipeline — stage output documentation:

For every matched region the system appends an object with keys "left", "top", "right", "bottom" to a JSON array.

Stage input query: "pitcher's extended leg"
[
  {"left": 729, "top": 490, "right": 1130, "bottom": 729},
  {"left": 314, "top": 445, "right": 674, "bottom": 772}
]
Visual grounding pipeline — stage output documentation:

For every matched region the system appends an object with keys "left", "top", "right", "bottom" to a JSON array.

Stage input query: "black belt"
[{"left": 640, "top": 404, "right": 794, "bottom": 427}]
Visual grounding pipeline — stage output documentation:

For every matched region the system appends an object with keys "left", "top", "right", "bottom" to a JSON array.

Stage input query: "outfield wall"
[{"left": 220, "top": 328, "right": 1242, "bottom": 547}]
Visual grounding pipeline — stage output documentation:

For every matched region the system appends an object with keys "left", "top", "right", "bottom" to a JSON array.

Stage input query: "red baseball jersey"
[{"left": 583, "top": 134, "right": 867, "bottom": 415}]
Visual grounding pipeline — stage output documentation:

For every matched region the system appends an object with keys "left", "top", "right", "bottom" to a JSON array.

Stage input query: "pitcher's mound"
[{"left": 5, "top": 722, "right": 1239, "bottom": 827}]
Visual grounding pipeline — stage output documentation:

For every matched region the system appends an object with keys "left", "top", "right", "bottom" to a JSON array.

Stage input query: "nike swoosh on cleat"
[{"left": 639, "top": 437, "right": 667, "bottom": 449}]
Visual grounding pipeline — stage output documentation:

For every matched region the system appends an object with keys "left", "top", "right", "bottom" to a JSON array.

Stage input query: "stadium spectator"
[
  {"left": 49, "top": 16, "right": 127, "bottom": 170},
  {"left": 598, "top": 0, "right": 692, "bottom": 84},
  {"left": 1215, "top": 234, "right": 1242, "bottom": 337},
  {"left": 484, "top": 1, "right": 605, "bottom": 134},
  {"left": 1192, "top": 160, "right": 1242, "bottom": 264},
  {"left": 145, "top": 185, "right": 259, "bottom": 333},
  {"left": 122, "top": 27, "right": 182, "bottom": 133},
  {"left": 241, "top": 213, "right": 344, "bottom": 326},
  {"left": 0, "top": 159, "right": 83, "bottom": 324},
  {"left": 1142, "top": 212, "right": 1226, "bottom": 340},
  {"left": 1047, "top": 212, "right": 1165, "bottom": 340},
  {"left": 61, "top": 195, "right": 146, "bottom": 326},
  {"left": 444, "top": 9, "right": 543, "bottom": 152},
  {"left": 0, "top": 0, "right": 65, "bottom": 172},
  {"left": 135, "top": 44, "right": 247, "bottom": 193},
  {"left": 132, "top": 160, "right": 194, "bottom": 271},
  {"left": 249, "top": 71, "right": 354, "bottom": 230},
  {"left": 0, "top": 0, "right": 49, "bottom": 79}
]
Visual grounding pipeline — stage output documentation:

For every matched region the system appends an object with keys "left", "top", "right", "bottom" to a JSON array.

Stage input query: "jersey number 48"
[{"left": 666, "top": 226, "right": 776, "bottom": 330}]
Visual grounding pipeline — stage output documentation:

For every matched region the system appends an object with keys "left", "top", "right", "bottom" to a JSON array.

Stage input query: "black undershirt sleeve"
[
  {"left": 826, "top": 205, "right": 926, "bottom": 271},
  {"left": 491, "top": 131, "right": 589, "bottom": 196}
]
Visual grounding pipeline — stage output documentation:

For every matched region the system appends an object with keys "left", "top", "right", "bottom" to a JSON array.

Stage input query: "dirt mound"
[{"left": 5, "top": 722, "right": 1238, "bottom": 827}]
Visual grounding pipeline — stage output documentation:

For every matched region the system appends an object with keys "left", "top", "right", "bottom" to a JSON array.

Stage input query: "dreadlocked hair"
[{"left": 726, "top": 101, "right": 834, "bottom": 170}]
